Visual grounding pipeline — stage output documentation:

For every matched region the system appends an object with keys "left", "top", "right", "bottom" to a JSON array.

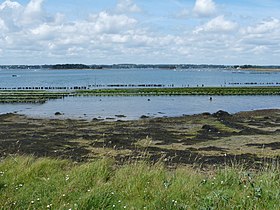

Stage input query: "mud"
[
  {"left": 1, "top": 109, "right": 280, "bottom": 167},
  {"left": 247, "top": 142, "right": 280, "bottom": 150}
]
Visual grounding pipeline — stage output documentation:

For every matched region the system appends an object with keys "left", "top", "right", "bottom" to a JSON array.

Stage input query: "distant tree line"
[
  {"left": 1, "top": 64, "right": 279, "bottom": 70},
  {"left": 234, "top": 65, "right": 280, "bottom": 69},
  {"left": 51, "top": 64, "right": 91, "bottom": 69}
]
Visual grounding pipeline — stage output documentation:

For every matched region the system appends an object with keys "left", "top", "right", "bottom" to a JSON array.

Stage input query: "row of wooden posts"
[
  {"left": 0, "top": 84, "right": 168, "bottom": 90},
  {"left": 1, "top": 82, "right": 280, "bottom": 91}
]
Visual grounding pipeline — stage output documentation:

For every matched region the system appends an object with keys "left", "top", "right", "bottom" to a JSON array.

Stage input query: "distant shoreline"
[
  {"left": 1, "top": 64, "right": 280, "bottom": 72},
  {"left": 239, "top": 68, "right": 280, "bottom": 72}
]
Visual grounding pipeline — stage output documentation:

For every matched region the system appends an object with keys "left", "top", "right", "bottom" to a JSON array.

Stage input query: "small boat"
[{"left": 12, "top": 75, "right": 17, "bottom": 77}]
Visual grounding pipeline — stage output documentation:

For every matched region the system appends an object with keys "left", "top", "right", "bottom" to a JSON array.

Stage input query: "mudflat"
[{"left": 1, "top": 109, "right": 280, "bottom": 167}]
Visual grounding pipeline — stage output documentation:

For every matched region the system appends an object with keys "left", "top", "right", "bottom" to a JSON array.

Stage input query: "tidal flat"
[{"left": 1, "top": 109, "right": 280, "bottom": 168}]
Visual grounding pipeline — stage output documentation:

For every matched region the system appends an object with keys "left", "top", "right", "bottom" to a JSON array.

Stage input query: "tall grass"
[{"left": 0, "top": 156, "right": 279, "bottom": 209}]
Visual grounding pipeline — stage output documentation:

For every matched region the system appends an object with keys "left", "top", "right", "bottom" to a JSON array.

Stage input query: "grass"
[{"left": 1, "top": 156, "right": 280, "bottom": 209}]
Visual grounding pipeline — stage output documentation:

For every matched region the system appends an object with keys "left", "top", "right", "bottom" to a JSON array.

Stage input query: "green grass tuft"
[{"left": 0, "top": 156, "right": 280, "bottom": 209}]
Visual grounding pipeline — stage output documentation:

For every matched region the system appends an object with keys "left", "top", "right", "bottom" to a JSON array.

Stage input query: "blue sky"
[{"left": 0, "top": 0, "right": 280, "bottom": 65}]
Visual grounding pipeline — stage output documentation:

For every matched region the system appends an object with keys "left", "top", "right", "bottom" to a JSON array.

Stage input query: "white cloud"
[
  {"left": 194, "top": 15, "right": 238, "bottom": 33},
  {"left": 116, "top": 0, "right": 141, "bottom": 13},
  {"left": 242, "top": 18, "right": 280, "bottom": 34},
  {"left": 30, "top": 23, "right": 56, "bottom": 39},
  {"left": 252, "top": 45, "right": 268, "bottom": 55},
  {"left": 0, "top": 0, "right": 280, "bottom": 64},
  {"left": 21, "top": 0, "right": 45, "bottom": 25},
  {"left": 0, "top": 18, "right": 8, "bottom": 31},
  {"left": 0, "top": 0, "right": 23, "bottom": 31},
  {"left": 193, "top": 0, "right": 216, "bottom": 17},
  {"left": 22, "top": 10, "right": 139, "bottom": 61},
  {"left": 237, "top": 18, "right": 280, "bottom": 59},
  {"left": 88, "top": 12, "right": 137, "bottom": 34},
  {"left": 0, "top": 0, "right": 22, "bottom": 10}
]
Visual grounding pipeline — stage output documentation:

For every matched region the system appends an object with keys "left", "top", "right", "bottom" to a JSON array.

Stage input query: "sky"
[{"left": 0, "top": 0, "right": 280, "bottom": 65}]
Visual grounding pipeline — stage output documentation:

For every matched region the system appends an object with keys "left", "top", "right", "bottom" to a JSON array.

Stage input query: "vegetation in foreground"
[
  {"left": 0, "top": 156, "right": 280, "bottom": 210},
  {"left": 1, "top": 110, "right": 280, "bottom": 209}
]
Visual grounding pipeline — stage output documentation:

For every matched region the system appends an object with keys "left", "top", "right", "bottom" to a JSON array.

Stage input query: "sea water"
[
  {"left": 1, "top": 68, "right": 280, "bottom": 88},
  {"left": 0, "top": 95, "right": 279, "bottom": 120},
  {"left": 1, "top": 68, "right": 280, "bottom": 120}
]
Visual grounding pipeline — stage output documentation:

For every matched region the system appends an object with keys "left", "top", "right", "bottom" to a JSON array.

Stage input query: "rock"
[
  {"left": 106, "top": 117, "right": 115, "bottom": 120},
  {"left": 92, "top": 118, "right": 101, "bottom": 121},
  {"left": 55, "top": 112, "right": 63, "bottom": 116},
  {"left": 115, "top": 115, "right": 126, "bottom": 118},
  {"left": 212, "top": 110, "right": 230, "bottom": 118},
  {"left": 140, "top": 115, "right": 149, "bottom": 119},
  {"left": 202, "top": 125, "right": 219, "bottom": 133}
]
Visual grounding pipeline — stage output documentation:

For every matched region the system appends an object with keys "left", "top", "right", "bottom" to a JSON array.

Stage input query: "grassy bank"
[
  {"left": 76, "top": 87, "right": 280, "bottom": 96},
  {"left": 0, "top": 156, "right": 280, "bottom": 209}
]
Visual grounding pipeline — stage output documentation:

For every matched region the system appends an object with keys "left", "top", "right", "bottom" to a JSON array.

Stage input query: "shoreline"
[
  {"left": 2, "top": 106, "right": 279, "bottom": 122},
  {"left": 239, "top": 67, "right": 280, "bottom": 72},
  {"left": 2, "top": 64, "right": 280, "bottom": 72},
  {"left": 1, "top": 108, "right": 280, "bottom": 166}
]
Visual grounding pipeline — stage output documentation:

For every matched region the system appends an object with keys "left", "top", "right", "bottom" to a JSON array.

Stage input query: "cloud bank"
[{"left": 0, "top": 0, "right": 279, "bottom": 65}]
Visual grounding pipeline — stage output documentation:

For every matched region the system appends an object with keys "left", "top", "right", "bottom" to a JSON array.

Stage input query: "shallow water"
[{"left": 1, "top": 95, "right": 279, "bottom": 120}]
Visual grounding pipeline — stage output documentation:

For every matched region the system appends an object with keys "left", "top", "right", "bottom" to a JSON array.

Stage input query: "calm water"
[
  {"left": 0, "top": 68, "right": 280, "bottom": 88},
  {"left": 1, "top": 96, "right": 279, "bottom": 120},
  {"left": 1, "top": 68, "right": 280, "bottom": 120}
]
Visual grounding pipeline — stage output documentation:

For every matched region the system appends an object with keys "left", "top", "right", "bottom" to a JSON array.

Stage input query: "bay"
[
  {"left": 0, "top": 68, "right": 279, "bottom": 89},
  {"left": 1, "top": 68, "right": 280, "bottom": 120}
]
